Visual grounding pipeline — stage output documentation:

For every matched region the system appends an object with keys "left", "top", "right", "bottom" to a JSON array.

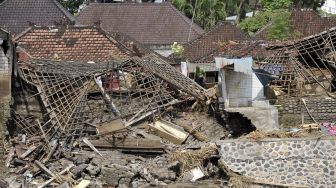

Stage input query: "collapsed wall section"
[{"left": 217, "top": 138, "right": 336, "bottom": 187}]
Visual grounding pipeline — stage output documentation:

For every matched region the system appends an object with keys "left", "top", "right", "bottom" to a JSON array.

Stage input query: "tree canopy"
[
  {"left": 57, "top": 0, "right": 87, "bottom": 15},
  {"left": 172, "top": 0, "right": 251, "bottom": 30},
  {"left": 239, "top": 0, "right": 325, "bottom": 40}
]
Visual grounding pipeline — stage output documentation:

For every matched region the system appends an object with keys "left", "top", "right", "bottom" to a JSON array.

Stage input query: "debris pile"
[{"left": 3, "top": 55, "right": 231, "bottom": 187}]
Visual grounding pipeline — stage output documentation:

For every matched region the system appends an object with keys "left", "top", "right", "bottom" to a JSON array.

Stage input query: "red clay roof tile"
[{"left": 15, "top": 25, "right": 133, "bottom": 63}]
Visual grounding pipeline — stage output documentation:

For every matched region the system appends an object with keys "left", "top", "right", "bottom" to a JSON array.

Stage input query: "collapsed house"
[
  {"left": 3, "top": 52, "right": 231, "bottom": 187},
  {"left": 3, "top": 12, "right": 336, "bottom": 188},
  {"left": 257, "top": 27, "right": 336, "bottom": 126}
]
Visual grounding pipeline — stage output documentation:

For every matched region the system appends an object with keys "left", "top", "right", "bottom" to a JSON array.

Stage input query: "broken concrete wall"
[
  {"left": 277, "top": 97, "right": 336, "bottom": 126},
  {"left": 217, "top": 138, "right": 336, "bottom": 187}
]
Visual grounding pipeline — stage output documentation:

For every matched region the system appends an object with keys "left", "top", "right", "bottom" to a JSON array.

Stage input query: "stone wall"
[
  {"left": 277, "top": 97, "right": 336, "bottom": 126},
  {"left": 217, "top": 138, "right": 336, "bottom": 187}
]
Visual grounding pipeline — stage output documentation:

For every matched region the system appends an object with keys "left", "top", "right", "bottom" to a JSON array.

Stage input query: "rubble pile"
[{"left": 3, "top": 55, "right": 231, "bottom": 187}]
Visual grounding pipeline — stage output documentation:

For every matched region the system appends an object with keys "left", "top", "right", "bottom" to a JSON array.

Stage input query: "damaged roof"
[
  {"left": 182, "top": 22, "right": 249, "bottom": 63},
  {"left": 14, "top": 25, "right": 133, "bottom": 63},
  {"left": 0, "top": 0, "right": 75, "bottom": 35},
  {"left": 76, "top": 3, "right": 204, "bottom": 46},
  {"left": 192, "top": 40, "right": 273, "bottom": 64},
  {"left": 254, "top": 10, "right": 336, "bottom": 40}
]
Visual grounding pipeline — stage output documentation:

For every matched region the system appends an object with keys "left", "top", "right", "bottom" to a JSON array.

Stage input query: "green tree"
[
  {"left": 239, "top": 0, "right": 316, "bottom": 40},
  {"left": 57, "top": 0, "right": 87, "bottom": 15},
  {"left": 195, "top": 0, "right": 226, "bottom": 30},
  {"left": 266, "top": 10, "right": 301, "bottom": 40},
  {"left": 172, "top": 0, "right": 194, "bottom": 17},
  {"left": 292, "top": 0, "right": 325, "bottom": 10},
  {"left": 239, "top": 11, "right": 270, "bottom": 35},
  {"left": 172, "top": 0, "right": 251, "bottom": 30},
  {"left": 260, "top": 0, "right": 292, "bottom": 10}
]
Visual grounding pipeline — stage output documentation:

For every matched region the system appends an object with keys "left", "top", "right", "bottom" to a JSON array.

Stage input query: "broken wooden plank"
[
  {"left": 124, "top": 109, "right": 158, "bottom": 127},
  {"left": 37, "top": 164, "right": 75, "bottom": 188},
  {"left": 34, "top": 160, "right": 55, "bottom": 177},
  {"left": 81, "top": 138, "right": 164, "bottom": 154},
  {"left": 178, "top": 123, "right": 209, "bottom": 142},
  {"left": 97, "top": 118, "right": 126, "bottom": 135},
  {"left": 148, "top": 120, "right": 188, "bottom": 145},
  {"left": 19, "top": 145, "right": 38, "bottom": 159},
  {"left": 42, "top": 141, "right": 58, "bottom": 163},
  {"left": 5, "top": 147, "right": 15, "bottom": 167},
  {"left": 82, "top": 137, "right": 103, "bottom": 157},
  {"left": 15, "top": 144, "right": 24, "bottom": 158},
  {"left": 94, "top": 75, "right": 121, "bottom": 116}
]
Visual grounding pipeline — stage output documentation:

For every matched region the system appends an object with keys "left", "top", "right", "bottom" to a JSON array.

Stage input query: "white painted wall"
[
  {"left": 224, "top": 69, "right": 264, "bottom": 107},
  {"left": 217, "top": 56, "right": 265, "bottom": 107}
]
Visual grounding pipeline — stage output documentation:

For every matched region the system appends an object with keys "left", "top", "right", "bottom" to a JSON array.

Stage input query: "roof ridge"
[
  {"left": 167, "top": 3, "right": 204, "bottom": 36},
  {"left": 0, "top": 0, "right": 7, "bottom": 6},
  {"left": 184, "top": 22, "right": 247, "bottom": 47},
  {"left": 13, "top": 27, "right": 34, "bottom": 41},
  {"left": 51, "top": 0, "right": 76, "bottom": 22}
]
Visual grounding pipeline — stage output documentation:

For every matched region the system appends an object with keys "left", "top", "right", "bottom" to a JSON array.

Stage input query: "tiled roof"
[
  {"left": 182, "top": 22, "right": 249, "bottom": 63},
  {"left": 0, "top": 0, "right": 75, "bottom": 35},
  {"left": 191, "top": 40, "right": 273, "bottom": 64},
  {"left": 15, "top": 25, "right": 133, "bottom": 63},
  {"left": 76, "top": 2, "right": 204, "bottom": 46},
  {"left": 109, "top": 31, "right": 175, "bottom": 64},
  {"left": 254, "top": 10, "right": 336, "bottom": 40}
]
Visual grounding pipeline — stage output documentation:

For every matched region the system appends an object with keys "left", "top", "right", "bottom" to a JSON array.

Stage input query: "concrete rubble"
[{"left": 3, "top": 26, "right": 336, "bottom": 188}]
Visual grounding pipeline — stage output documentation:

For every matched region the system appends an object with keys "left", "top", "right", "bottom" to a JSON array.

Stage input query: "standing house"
[
  {"left": 0, "top": 0, "right": 75, "bottom": 36},
  {"left": 76, "top": 2, "right": 204, "bottom": 57}
]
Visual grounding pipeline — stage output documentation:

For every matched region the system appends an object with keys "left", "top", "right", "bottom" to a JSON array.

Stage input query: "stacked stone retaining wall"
[{"left": 217, "top": 138, "right": 336, "bottom": 187}]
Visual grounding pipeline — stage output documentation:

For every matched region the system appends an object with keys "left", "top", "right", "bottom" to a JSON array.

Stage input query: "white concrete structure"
[{"left": 215, "top": 57, "right": 264, "bottom": 107}]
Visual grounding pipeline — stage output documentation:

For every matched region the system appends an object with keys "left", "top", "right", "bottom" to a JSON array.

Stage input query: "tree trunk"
[
  {"left": 235, "top": 0, "right": 247, "bottom": 24},
  {"left": 252, "top": 0, "right": 259, "bottom": 17}
]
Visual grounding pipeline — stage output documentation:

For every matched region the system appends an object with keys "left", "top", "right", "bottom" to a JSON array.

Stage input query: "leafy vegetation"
[
  {"left": 292, "top": 0, "right": 325, "bottom": 10},
  {"left": 172, "top": 0, "right": 193, "bottom": 18},
  {"left": 266, "top": 10, "right": 302, "bottom": 40},
  {"left": 261, "top": 0, "right": 292, "bottom": 10},
  {"left": 171, "top": 42, "right": 185, "bottom": 56},
  {"left": 195, "top": 0, "right": 226, "bottom": 30},
  {"left": 57, "top": 0, "right": 87, "bottom": 15},
  {"left": 172, "top": 0, "right": 251, "bottom": 30},
  {"left": 238, "top": 0, "right": 325, "bottom": 40}
]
